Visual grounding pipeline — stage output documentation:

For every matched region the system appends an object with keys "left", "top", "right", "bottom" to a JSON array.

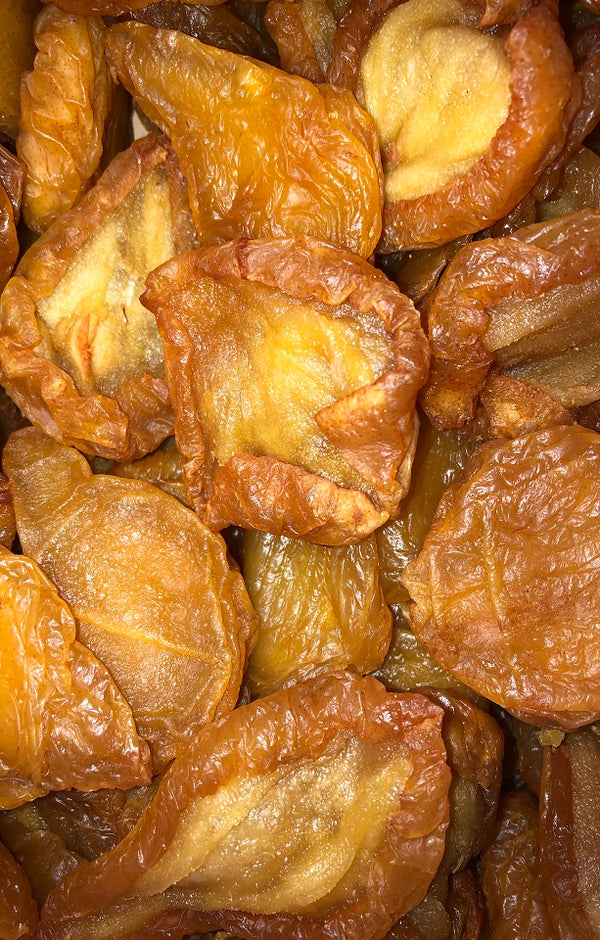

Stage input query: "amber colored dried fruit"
[
  {"left": 242, "top": 530, "right": 391, "bottom": 695},
  {"left": 265, "top": 0, "right": 339, "bottom": 82},
  {"left": 108, "top": 439, "right": 187, "bottom": 504},
  {"left": 421, "top": 209, "right": 600, "bottom": 429},
  {"left": 0, "top": 134, "right": 195, "bottom": 462},
  {"left": 143, "top": 236, "right": 428, "bottom": 544},
  {"left": 477, "top": 372, "right": 575, "bottom": 439},
  {"left": 4, "top": 427, "right": 257, "bottom": 770},
  {"left": 105, "top": 21, "right": 383, "bottom": 258},
  {"left": 38, "top": 673, "right": 450, "bottom": 940},
  {"left": 540, "top": 727, "right": 600, "bottom": 939},
  {"left": 403, "top": 425, "right": 600, "bottom": 729},
  {"left": 377, "top": 236, "right": 472, "bottom": 305},
  {"left": 328, "top": 0, "right": 578, "bottom": 251},
  {"left": 533, "top": 23, "right": 600, "bottom": 202},
  {"left": 129, "top": 1, "right": 278, "bottom": 63},
  {"left": 17, "top": 6, "right": 112, "bottom": 234},
  {"left": 375, "top": 606, "right": 481, "bottom": 703},
  {"left": 377, "top": 417, "right": 476, "bottom": 607},
  {"left": 0, "top": 473, "right": 17, "bottom": 549},
  {"left": 0, "top": 840, "right": 38, "bottom": 940},
  {"left": 0, "top": 144, "right": 24, "bottom": 294},
  {"left": 0, "top": 542, "right": 151, "bottom": 810},
  {"left": 0, "top": 0, "right": 40, "bottom": 141},
  {"left": 481, "top": 790, "right": 558, "bottom": 940},
  {"left": 537, "top": 147, "right": 600, "bottom": 220},
  {"left": 0, "top": 785, "right": 157, "bottom": 903}
]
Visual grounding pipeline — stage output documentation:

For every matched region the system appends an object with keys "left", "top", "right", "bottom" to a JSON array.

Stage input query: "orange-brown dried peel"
[
  {"left": 0, "top": 134, "right": 195, "bottom": 462},
  {"left": 421, "top": 209, "right": 600, "bottom": 429},
  {"left": 105, "top": 21, "right": 383, "bottom": 258},
  {"left": 17, "top": 6, "right": 112, "bottom": 234},
  {"left": 329, "top": 0, "right": 578, "bottom": 250},
  {"left": 0, "top": 841, "right": 38, "bottom": 940},
  {"left": 38, "top": 673, "right": 451, "bottom": 940},
  {"left": 402, "top": 425, "right": 600, "bottom": 730},
  {"left": 142, "top": 236, "right": 429, "bottom": 545},
  {"left": 4, "top": 427, "right": 257, "bottom": 772},
  {"left": 0, "top": 542, "right": 151, "bottom": 809}
]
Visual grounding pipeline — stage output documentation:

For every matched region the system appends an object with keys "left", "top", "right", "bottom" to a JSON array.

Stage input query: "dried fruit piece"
[
  {"left": 481, "top": 790, "right": 558, "bottom": 940},
  {"left": 265, "top": 0, "right": 340, "bottom": 82},
  {"left": 105, "top": 21, "right": 383, "bottom": 257},
  {"left": 0, "top": 144, "right": 24, "bottom": 293},
  {"left": 328, "top": 0, "right": 578, "bottom": 250},
  {"left": 377, "top": 418, "right": 476, "bottom": 607},
  {"left": 0, "top": 542, "right": 151, "bottom": 809},
  {"left": 0, "top": 785, "right": 157, "bottom": 903},
  {"left": 0, "top": 134, "right": 195, "bottom": 461},
  {"left": 0, "top": 0, "right": 40, "bottom": 140},
  {"left": 17, "top": 6, "right": 112, "bottom": 233},
  {"left": 4, "top": 427, "right": 257, "bottom": 770},
  {"left": 44, "top": 0, "right": 228, "bottom": 11},
  {"left": 38, "top": 674, "right": 451, "bottom": 940},
  {"left": 403, "top": 425, "right": 600, "bottom": 729},
  {"left": 421, "top": 209, "right": 600, "bottom": 429},
  {"left": 143, "top": 236, "right": 428, "bottom": 544},
  {"left": 540, "top": 727, "right": 600, "bottom": 939},
  {"left": 243, "top": 530, "right": 391, "bottom": 695},
  {"left": 129, "top": 1, "right": 278, "bottom": 63},
  {"left": 107, "top": 439, "right": 187, "bottom": 504},
  {"left": 0, "top": 840, "right": 38, "bottom": 940}
]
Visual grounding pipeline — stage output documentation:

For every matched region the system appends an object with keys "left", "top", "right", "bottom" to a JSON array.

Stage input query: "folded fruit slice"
[
  {"left": 243, "top": 530, "right": 391, "bottom": 695},
  {"left": 17, "top": 5, "right": 112, "bottom": 233},
  {"left": 328, "top": 0, "right": 577, "bottom": 250},
  {"left": 0, "top": 134, "right": 195, "bottom": 461},
  {"left": 4, "top": 427, "right": 257, "bottom": 771},
  {"left": 540, "top": 726, "right": 600, "bottom": 938},
  {"left": 38, "top": 673, "right": 451, "bottom": 940},
  {"left": 105, "top": 21, "right": 383, "bottom": 257},
  {"left": 421, "top": 209, "right": 600, "bottom": 429},
  {"left": 0, "top": 543, "right": 151, "bottom": 810},
  {"left": 0, "top": 144, "right": 24, "bottom": 293},
  {"left": 143, "top": 236, "right": 429, "bottom": 544},
  {"left": 402, "top": 425, "right": 600, "bottom": 729},
  {"left": 0, "top": 840, "right": 38, "bottom": 940}
]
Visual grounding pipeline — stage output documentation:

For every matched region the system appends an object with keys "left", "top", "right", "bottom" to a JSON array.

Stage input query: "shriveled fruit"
[
  {"left": 403, "top": 425, "right": 600, "bottom": 729},
  {"left": 0, "top": 840, "right": 38, "bottom": 940},
  {"left": 328, "top": 0, "right": 578, "bottom": 250},
  {"left": 421, "top": 209, "right": 600, "bottom": 429},
  {"left": 105, "top": 21, "right": 383, "bottom": 257},
  {"left": 17, "top": 6, "right": 112, "bottom": 233},
  {"left": 243, "top": 530, "right": 391, "bottom": 695},
  {"left": 38, "top": 673, "right": 451, "bottom": 940},
  {"left": 0, "top": 134, "right": 195, "bottom": 461},
  {"left": 143, "top": 237, "right": 428, "bottom": 544},
  {"left": 4, "top": 427, "right": 257, "bottom": 770},
  {"left": 0, "top": 543, "right": 151, "bottom": 809}
]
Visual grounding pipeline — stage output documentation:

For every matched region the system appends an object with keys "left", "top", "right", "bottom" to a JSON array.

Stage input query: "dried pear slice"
[
  {"left": 142, "top": 236, "right": 429, "bottom": 544},
  {"left": 421, "top": 209, "right": 600, "bottom": 429},
  {"left": 329, "top": 0, "right": 578, "bottom": 250},
  {"left": 105, "top": 21, "right": 383, "bottom": 258},
  {"left": 0, "top": 134, "right": 195, "bottom": 461},
  {"left": 4, "top": 427, "right": 257, "bottom": 771},
  {"left": 0, "top": 543, "right": 151, "bottom": 810},
  {"left": 37, "top": 674, "right": 450, "bottom": 940}
]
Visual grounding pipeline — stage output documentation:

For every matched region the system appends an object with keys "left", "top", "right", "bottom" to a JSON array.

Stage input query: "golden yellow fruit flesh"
[
  {"left": 359, "top": 0, "right": 511, "bottom": 201},
  {"left": 36, "top": 166, "right": 174, "bottom": 398}
]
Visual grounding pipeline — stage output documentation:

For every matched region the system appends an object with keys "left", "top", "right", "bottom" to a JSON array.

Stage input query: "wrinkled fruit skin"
[
  {"left": 403, "top": 425, "right": 600, "bottom": 728},
  {"left": 38, "top": 673, "right": 451, "bottom": 940},
  {"left": 143, "top": 236, "right": 429, "bottom": 544},
  {"left": 105, "top": 21, "right": 384, "bottom": 257},
  {"left": 4, "top": 427, "right": 257, "bottom": 771}
]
